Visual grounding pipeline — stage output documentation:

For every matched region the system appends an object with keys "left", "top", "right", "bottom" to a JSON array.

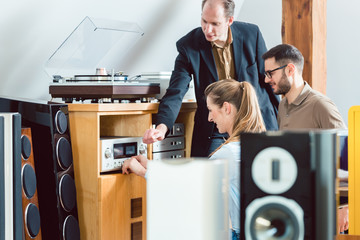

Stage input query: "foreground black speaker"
[
  {"left": 240, "top": 130, "right": 337, "bottom": 240},
  {"left": 0, "top": 113, "right": 22, "bottom": 240},
  {"left": 0, "top": 97, "right": 80, "bottom": 240}
]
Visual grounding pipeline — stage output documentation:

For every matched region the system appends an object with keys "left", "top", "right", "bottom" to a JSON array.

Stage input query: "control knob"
[
  {"left": 139, "top": 144, "right": 147, "bottom": 155},
  {"left": 104, "top": 148, "right": 111, "bottom": 159}
]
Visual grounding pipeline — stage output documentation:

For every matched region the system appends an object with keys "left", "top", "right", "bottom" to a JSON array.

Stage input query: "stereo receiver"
[{"left": 100, "top": 137, "right": 147, "bottom": 173}]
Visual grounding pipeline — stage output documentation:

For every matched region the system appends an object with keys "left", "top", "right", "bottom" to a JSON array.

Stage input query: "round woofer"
[
  {"left": 63, "top": 215, "right": 80, "bottom": 240},
  {"left": 22, "top": 164, "right": 37, "bottom": 199},
  {"left": 56, "top": 137, "right": 73, "bottom": 170},
  {"left": 59, "top": 174, "right": 77, "bottom": 212},
  {"left": 25, "top": 203, "right": 41, "bottom": 238},
  {"left": 21, "top": 135, "right": 31, "bottom": 160},
  {"left": 55, "top": 110, "right": 68, "bottom": 134},
  {"left": 245, "top": 196, "right": 304, "bottom": 240}
]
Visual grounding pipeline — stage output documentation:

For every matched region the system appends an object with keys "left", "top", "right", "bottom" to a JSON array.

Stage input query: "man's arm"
[
  {"left": 143, "top": 42, "right": 193, "bottom": 143},
  {"left": 315, "top": 97, "right": 347, "bottom": 129}
]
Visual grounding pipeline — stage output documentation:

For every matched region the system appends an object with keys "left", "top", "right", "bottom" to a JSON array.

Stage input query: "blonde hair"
[{"left": 204, "top": 79, "right": 266, "bottom": 155}]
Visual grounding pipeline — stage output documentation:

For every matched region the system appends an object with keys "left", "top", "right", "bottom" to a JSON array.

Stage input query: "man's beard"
[{"left": 275, "top": 72, "right": 291, "bottom": 95}]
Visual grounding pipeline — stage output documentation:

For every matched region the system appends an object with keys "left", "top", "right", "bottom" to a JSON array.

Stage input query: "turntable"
[{"left": 46, "top": 17, "right": 160, "bottom": 103}]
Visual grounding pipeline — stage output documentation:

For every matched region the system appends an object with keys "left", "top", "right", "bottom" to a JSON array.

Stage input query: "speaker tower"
[
  {"left": 0, "top": 97, "right": 80, "bottom": 240},
  {"left": 240, "top": 131, "right": 337, "bottom": 240}
]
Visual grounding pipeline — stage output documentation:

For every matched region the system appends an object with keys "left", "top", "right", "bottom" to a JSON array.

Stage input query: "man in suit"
[{"left": 143, "top": 0, "right": 279, "bottom": 157}]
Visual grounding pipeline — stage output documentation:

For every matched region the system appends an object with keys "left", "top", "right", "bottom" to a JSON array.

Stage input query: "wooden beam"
[{"left": 282, "top": 0, "right": 327, "bottom": 94}]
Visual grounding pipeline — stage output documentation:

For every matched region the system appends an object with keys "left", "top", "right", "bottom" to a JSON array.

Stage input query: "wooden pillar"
[{"left": 282, "top": 0, "right": 327, "bottom": 94}]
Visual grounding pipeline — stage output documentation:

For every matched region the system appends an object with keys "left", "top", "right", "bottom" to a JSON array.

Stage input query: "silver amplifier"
[
  {"left": 100, "top": 136, "right": 147, "bottom": 173},
  {"left": 152, "top": 136, "right": 184, "bottom": 152},
  {"left": 152, "top": 150, "right": 185, "bottom": 161}
]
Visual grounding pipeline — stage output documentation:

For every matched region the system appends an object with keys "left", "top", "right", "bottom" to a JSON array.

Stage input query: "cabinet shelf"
[{"left": 68, "top": 102, "right": 196, "bottom": 239}]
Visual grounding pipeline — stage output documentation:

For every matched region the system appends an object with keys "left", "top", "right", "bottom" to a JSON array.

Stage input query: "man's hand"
[{"left": 143, "top": 124, "right": 168, "bottom": 144}]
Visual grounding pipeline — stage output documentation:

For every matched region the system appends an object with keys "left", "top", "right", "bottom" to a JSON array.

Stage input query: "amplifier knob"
[
  {"left": 104, "top": 148, "right": 111, "bottom": 159},
  {"left": 139, "top": 144, "right": 147, "bottom": 155}
]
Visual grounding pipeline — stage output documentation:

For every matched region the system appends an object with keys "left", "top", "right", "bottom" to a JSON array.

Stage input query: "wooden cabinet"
[{"left": 67, "top": 102, "right": 196, "bottom": 239}]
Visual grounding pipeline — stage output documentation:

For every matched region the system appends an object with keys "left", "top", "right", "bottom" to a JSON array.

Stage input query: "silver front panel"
[
  {"left": 152, "top": 150, "right": 185, "bottom": 161},
  {"left": 152, "top": 136, "right": 184, "bottom": 153},
  {"left": 100, "top": 137, "right": 147, "bottom": 173}
]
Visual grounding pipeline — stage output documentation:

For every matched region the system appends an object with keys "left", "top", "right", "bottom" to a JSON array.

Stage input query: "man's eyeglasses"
[{"left": 264, "top": 64, "right": 287, "bottom": 79}]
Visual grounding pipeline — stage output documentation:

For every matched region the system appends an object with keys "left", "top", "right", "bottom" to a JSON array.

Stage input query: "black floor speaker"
[
  {"left": 240, "top": 130, "right": 337, "bottom": 240},
  {"left": 0, "top": 97, "right": 80, "bottom": 240},
  {"left": 21, "top": 127, "right": 42, "bottom": 239},
  {"left": 0, "top": 113, "right": 23, "bottom": 240}
]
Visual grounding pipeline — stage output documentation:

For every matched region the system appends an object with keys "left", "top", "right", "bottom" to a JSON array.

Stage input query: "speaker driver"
[
  {"left": 251, "top": 147, "right": 298, "bottom": 195},
  {"left": 56, "top": 137, "right": 73, "bottom": 170},
  {"left": 245, "top": 196, "right": 304, "bottom": 240},
  {"left": 21, "top": 135, "right": 31, "bottom": 160},
  {"left": 63, "top": 215, "right": 80, "bottom": 240},
  {"left": 22, "top": 164, "right": 37, "bottom": 199},
  {"left": 25, "top": 203, "right": 41, "bottom": 238},
  {"left": 55, "top": 110, "right": 68, "bottom": 134},
  {"left": 59, "top": 174, "right": 77, "bottom": 212}
]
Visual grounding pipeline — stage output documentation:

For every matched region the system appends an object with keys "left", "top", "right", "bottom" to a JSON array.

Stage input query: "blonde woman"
[{"left": 122, "top": 79, "right": 266, "bottom": 239}]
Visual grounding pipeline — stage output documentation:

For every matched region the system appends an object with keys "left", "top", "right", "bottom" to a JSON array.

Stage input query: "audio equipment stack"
[
  {"left": 21, "top": 127, "right": 42, "bottom": 239},
  {"left": 0, "top": 113, "right": 23, "bottom": 240},
  {"left": 240, "top": 130, "right": 337, "bottom": 240},
  {"left": 152, "top": 123, "right": 185, "bottom": 160},
  {"left": 0, "top": 97, "right": 80, "bottom": 240}
]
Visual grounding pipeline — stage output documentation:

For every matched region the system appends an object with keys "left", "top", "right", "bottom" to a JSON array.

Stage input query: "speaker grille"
[
  {"left": 25, "top": 203, "right": 41, "bottom": 238},
  {"left": 59, "top": 174, "right": 77, "bottom": 212},
  {"left": 63, "top": 215, "right": 80, "bottom": 240},
  {"left": 21, "top": 164, "right": 37, "bottom": 199},
  {"left": 21, "top": 135, "right": 31, "bottom": 160},
  {"left": 55, "top": 110, "right": 68, "bottom": 134},
  {"left": 56, "top": 137, "right": 73, "bottom": 170}
]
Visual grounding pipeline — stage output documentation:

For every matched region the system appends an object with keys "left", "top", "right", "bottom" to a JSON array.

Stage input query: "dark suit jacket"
[{"left": 156, "top": 21, "right": 279, "bottom": 157}]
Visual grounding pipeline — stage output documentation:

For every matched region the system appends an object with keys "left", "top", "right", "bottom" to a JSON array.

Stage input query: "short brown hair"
[
  {"left": 262, "top": 44, "right": 304, "bottom": 74},
  {"left": 202, "top": 0, "right": 235, "bottom": 18}
]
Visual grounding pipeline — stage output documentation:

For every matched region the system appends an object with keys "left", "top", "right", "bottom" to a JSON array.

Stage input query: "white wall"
[
  {"left": 327, "top": 0, "right": 360, "bottom": 125},
  {"left": 1, "top": 0, "right": 359, "bottom": 124},
  {"left": 0, "top": 0, "right": 243, "bottom": 100}
]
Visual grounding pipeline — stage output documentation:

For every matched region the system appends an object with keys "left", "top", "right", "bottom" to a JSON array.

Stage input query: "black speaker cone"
[
  {"left": 63, "top": 215, "right": 80, "bottom": 240},
  {"left": 25, "top": 203, "right": 41, "bottom": 238},
  {"left": 56, "top": 137, "right": 73, "bottom": 170},
  {"left": 59, "top": 174, "right": 77, "bottom": 212},
  {"left": 21, "top": 135, "right": 31, "bottom": 160},
  {"left": 22, "top": 164, "right": 37, "bottom": 199},
  {"left": 250, "top": 203, "right": 301, "bottom": 240},
  {"left": 55, "top": 110, "right": 68, "bottom": 134}
]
